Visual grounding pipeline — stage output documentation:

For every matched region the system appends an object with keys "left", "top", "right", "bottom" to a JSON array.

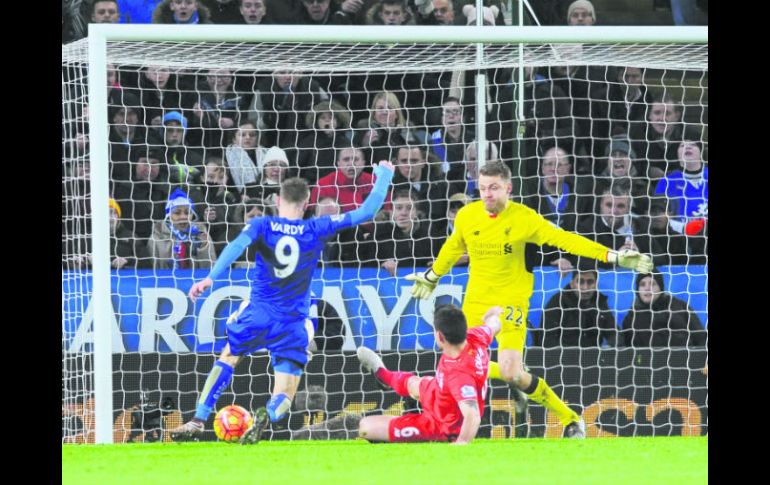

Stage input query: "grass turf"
[{"left": 63, "top": 436, "right": 707, "bottom": 485}]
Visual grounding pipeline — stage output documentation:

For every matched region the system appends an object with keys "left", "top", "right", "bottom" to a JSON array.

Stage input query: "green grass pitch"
[{"left": 63, "top": 436, "right": 707, "bottom": 485}]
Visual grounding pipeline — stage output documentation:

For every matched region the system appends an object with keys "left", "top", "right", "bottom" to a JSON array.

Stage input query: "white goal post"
[{"left": 63, "top": 23, "right": 707, "bottom": 444}]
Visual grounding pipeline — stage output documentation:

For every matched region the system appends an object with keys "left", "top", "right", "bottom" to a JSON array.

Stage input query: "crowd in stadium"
[{"left": 61, "top": 0, "right": 708, "bottom": 349}]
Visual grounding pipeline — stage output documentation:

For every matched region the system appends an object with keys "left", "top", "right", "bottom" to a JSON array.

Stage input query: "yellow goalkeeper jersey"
[{"left": 433, "top": 200, "right": 611, "bottom": 306}]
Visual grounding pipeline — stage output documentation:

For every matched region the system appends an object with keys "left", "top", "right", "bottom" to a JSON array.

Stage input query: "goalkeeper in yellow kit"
[{"left": 406, "top": 161, "right": 653, "bottom": 438}]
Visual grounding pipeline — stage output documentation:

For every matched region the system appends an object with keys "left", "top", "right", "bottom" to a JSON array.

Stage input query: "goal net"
[{"left": 62, "top": 26, "right": 707, "bottom": 443}]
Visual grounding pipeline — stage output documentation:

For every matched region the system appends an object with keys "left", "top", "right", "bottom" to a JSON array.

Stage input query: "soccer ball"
[{"left": 213, "top": 405, "right": 254, "bottom": 443}]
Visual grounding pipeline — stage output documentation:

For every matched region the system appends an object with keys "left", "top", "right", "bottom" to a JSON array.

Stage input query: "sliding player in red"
[{"left": 356, "top": 305, "right": 501, "bottom": 445}]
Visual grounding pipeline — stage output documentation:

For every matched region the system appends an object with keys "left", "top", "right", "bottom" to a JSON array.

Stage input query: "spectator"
[
  {"left": 225, "top": 120, "right": 267, "bottom": 194},
  {"left": 607, "top": 67, "right": 652, "bottom": 137},
  {"left": 526, "top": 144, "right": 580, "bottom": 233},
  {"left": 231, "top": 197, "right": 267, "bottom": 268},
  {"left": 429, "top": 97, "right": 474, "bottom": 178},
  {"left": 152, "top": 0, "right": 213, "bottom": 23},
  {"left": 428, "top": 192, "right": 470, "bottom": 266},
  {"left": 391, "top": 146, "right": 450, "bottom": 220},
  {"left": 310, "top": 147, "right": 392, "bottom": 213},
  {"left": 643, "top": 196, "right": 707, "bottom": 267},
  {"left": 566, "top": 0, "right": 595, "bottom": 25},
  {"left": 629, "top": 92, "right": 684, "bottom": 178},
  {"left": 192, "top": 68, "right": 248, "bottom": 148},
  {"left": 236, "top": 0, "right": 269, "bottom": 23},
  {"left": 364, "top": 0, "right": 414, "bottom": 25},
  {"left": 620, "top": 271, "right": 707, "bottom": 348},
  {"left": 91, "top": 1, "right": 121, "bottom": 23},
  {"left": 544, "top": 0, "right": 613, "bottom": 167},
  {"left": 147, "top": 188, "right": 216, "bottom": 269},
  {"left": 109, "top": 198, "right": 152, "bottom": 269},
  {"left": 538, "top": 263, "right": 617, "bottom": 348},
  {"left": 313, "top": 196, "right": 365, "bottom": 267},
  {"left": 114, "top": 148, "right": 173, "bottom": 243},
  {"left": 296, "top": 0, "right": 359, "bottom": 25},
  {"left": 449, "top": 140, "right": 499, "bottom": 199},
  {"left": 159, "top": 111, "right": 205, "bottom": 186},
  {"left": 525, "top": 144, "right": 587, "bottom": 275},
  {"left": 107, "top": 90, "right": 147, "bottom": 194},
  {"left": 422, "top": 0, "right": 463, "bottom": 25},
  {"left": 247, "top": 146, "right": 291, "bottom": 208},
  {"left": 256, "top": 70, "right": 329, "bottom": 150},
  {"left": 500, "top": 67, "right": 571, "bottom": 190},
  {"left": 201, "top": 156, "right": 241, "bottom": 256},
  {"left": 355, "top": 91, "right": 426, "bottom": 164},
  {"left": 201, "top": 0, "right": 243, "bottom": 23},
  {"left": 577, "top": 186, "right": 651, "bottom": 268},
  {"left": 360, "top": 189, "right": 434, "bottom": 275},
  {"left": 654, "top": 129, "right": 708, "bottom": 231},
  {"left": 125, "top": 65, "right": 190, "bottom": 128},
  {"left": 296, "top": 100, "right": 353, "bottom": 184},
  {"left": 581, "top": 135, "right": 657, "bottom": 217}
]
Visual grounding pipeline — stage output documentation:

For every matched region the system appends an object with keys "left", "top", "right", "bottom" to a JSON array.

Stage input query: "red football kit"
[{"left": 388, "top": 326, "right": 493, "bottom": 442}]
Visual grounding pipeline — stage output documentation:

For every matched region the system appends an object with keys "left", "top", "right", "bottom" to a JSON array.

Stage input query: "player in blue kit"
[{"left": 170, "top": 160, "right": 395, "bottom": 443}]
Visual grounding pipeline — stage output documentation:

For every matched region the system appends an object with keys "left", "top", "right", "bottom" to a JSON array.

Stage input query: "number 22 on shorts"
[{"left": 504, "top": 305, "right": 523, "bottom": 326}]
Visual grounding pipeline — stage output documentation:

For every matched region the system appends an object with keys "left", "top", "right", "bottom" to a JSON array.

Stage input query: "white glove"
[{"left": 607, "top": 249, "right": 654, "bottom": 274}]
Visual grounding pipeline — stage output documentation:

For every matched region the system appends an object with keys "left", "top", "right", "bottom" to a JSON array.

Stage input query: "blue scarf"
[
  {"left": 167, "top": 221, "right": 201, "bottom": 268},
  {"left": 545, "top": 182, "right": 571, "bottom": 225}
]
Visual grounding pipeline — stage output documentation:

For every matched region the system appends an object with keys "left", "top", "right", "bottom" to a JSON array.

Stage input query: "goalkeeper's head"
[
  {"left": 478, "top": 160, "right": 512, "bottom": 215},
  {"left": 433, "top": 304, "right": 467, "bottom": 347}
]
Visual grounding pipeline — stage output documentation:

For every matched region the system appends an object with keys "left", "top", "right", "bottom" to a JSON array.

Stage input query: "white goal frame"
[{"left": 73, "top": 23, "right": 707, "bottom": 444}]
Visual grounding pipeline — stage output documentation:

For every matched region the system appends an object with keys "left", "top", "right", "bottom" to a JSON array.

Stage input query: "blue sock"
[
  {"left": 194, "top": 361, "right": 234, "bottom": 421},
  {"left": 266, "top": 393, "right": 292, "bottom": 422}
]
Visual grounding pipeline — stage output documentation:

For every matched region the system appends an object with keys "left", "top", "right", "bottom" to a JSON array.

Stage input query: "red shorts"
[
  {"left": 387, "top": 377, "right": 458, "bottom": 443},
  {"left": 388, "top": 413, "right": 453, "bottom": 443}
]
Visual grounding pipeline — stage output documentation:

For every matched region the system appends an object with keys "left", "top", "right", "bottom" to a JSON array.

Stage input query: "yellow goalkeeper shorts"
[{"left": 462, "top": 301, "right": 528, "bottom": 352}]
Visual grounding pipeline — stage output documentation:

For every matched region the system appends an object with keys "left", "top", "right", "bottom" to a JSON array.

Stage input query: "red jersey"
[
  {"left": 310, "top": 169, "right": 392, "bottom": 213},
  {"left": 420, "top": 326, "right": 493, "bottom": 436}
]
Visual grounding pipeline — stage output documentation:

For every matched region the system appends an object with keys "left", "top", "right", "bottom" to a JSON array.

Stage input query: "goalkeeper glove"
[
  {"left": 607, "top": 249, "right": 654, "bottom": 274},
  {"left": 405, "top": 268, "right": 441, "bottom": 299}
]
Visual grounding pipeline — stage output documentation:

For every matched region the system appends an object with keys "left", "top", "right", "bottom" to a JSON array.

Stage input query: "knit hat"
[
  {"left": 263, "top": 146, "right": 289, "bottom": 167},
  {"left": 567, "top": 0, "right": 596, "bottom": 23},
  {"left": 163, "top": 111, "right": 188, "bottom": 130},
  {"left": 635, "top": 270, "right": 665, "bottom": 293},
  {"left": 605, "top": 135, "right": 636, "bottom": 159},
  {"left": 165, "top": 188, "right": 194, "bottom": 215},
  {"left": 108, "top": 198, "right": 122, "bottom": 218}
]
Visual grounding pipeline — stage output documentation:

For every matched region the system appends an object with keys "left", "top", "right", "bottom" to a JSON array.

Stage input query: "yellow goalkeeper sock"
[
  {"left": 488, "top": 361, "right": 503, "bottom": 380},
  {"left": 524, "top": 376, "right": 580, "bottom": 427}
]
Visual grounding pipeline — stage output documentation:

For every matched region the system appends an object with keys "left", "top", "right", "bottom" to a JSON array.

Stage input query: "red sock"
[{"left": 375, "top": 369, "right": 414, "bottom": 397}]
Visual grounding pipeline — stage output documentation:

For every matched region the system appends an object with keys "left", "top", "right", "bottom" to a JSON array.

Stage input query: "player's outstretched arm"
[
  {"left": 452, "top": 400, "right": 482, "bottom": 445},
  {"left": 346, "top": 161, "right": 395, "bottom": 226},
  {"left": 189, "top": 232, "right": 253, "bottom": 302},
  {"left": 481, "top": 306, "right": 503, "bottom": 337}
]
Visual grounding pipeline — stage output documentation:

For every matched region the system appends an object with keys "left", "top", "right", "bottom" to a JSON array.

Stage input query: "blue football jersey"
[
  {"left": 240, "top": 214, "right": 352, "bottom": 322},
  {"left": 654, "top": 167, "right": 708, "bottom": 219}
]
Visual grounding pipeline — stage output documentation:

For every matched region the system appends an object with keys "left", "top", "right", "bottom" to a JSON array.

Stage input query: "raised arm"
[{"left": 346, "top": 161, "right": 395, "bottom": 226}]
